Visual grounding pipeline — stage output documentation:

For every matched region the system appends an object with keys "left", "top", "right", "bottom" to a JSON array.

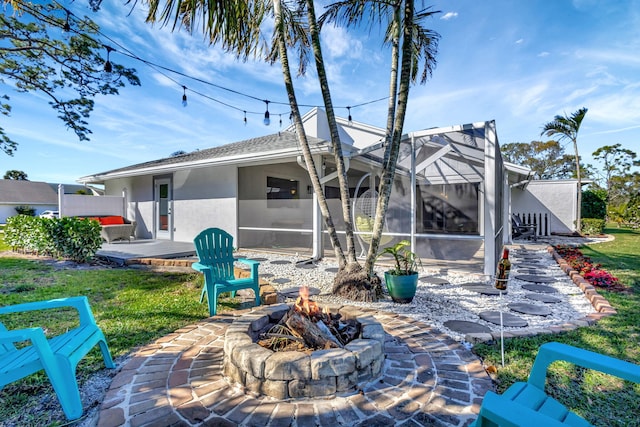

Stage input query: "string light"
[
  {"left": 32, "top": 2, "right": 389, "bottom": 126},
  {"left": 263, "top": 100, "right": 270, "bottom": 126},
  {"left": 279, "top": 114, "right": 283, "bottom": 128},
  {"left": 347, "top": 106, "right": 353, "bottom": 125},
  {"left": 103, "top": 46, "right": 113, "bottom": 73},
  {"left": 182, "top": 86, "right": 188, "bottom": 107}
]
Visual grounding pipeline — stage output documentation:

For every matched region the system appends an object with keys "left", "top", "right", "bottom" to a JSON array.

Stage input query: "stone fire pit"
[{"left": 223, "top": 303, "right": 386, "bottom": 399}]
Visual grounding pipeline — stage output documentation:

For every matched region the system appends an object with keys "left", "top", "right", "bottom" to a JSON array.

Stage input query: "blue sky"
[{"left": 2, "top": 0, "right": 639, "bottom": 184}]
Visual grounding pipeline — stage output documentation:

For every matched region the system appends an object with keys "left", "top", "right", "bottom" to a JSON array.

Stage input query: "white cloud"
[
  {"left": 538, "top": 51, "right": 550, "bottom": 57},
  {"left": 441, "top": 12, "right": 459, "bottom": 21},
  {"left": 515, "top": 38, "right": 524, "bottom": 45}
]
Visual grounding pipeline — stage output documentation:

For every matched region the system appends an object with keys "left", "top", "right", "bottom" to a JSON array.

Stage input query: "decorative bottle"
[{"left": 495, "top": 248, "right": 511, "bottom": 290}]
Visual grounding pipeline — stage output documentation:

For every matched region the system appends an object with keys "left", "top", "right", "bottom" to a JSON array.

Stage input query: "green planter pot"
[{"left": 384, "top": 271, "right": 419, "bottom": 303}]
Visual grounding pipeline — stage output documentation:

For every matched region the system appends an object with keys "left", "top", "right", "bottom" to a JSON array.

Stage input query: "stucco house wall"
[{"left": 511, "top": 180, "right": 578, "bottom": 234}]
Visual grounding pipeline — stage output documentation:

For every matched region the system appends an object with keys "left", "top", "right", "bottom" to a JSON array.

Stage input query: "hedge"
[{"left": 4, "top": 215, "right": 102, "bottom": 262}]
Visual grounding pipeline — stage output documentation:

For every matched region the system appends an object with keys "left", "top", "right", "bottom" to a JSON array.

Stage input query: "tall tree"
[
  {"left": 541, "top": 107, "right": 588, "bottom": 233},
  {"left": 137, "top": 0, "right": 440, "bottom": 301},
  {"left": 3, "top": 169, "right": 28, "bottom": 180},
  {"left": 501, "top": 140, "right": 575, "bottom": 179},
  {"left": 592, "top": 143, "right": 640, "bottom": 201},
  {"left": 0, "top": 0, "right": 140, "bottom": 156}
]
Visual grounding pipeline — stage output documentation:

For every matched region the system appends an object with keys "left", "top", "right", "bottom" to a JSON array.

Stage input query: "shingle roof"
[
  {"left": 83, "top": 131, "right": 330, "bottom": 180},
  {"left": 0, "top": 180, "right": 58, "bottom": 204}
]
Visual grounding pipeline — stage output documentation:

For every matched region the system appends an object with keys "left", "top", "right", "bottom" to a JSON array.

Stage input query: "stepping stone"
[
  {"left": 461, "top": 283, "right": 507, "bottom": 296},
  {"left": 517, "top": 263, "right": 543, "bottom": 269},
  {"left": 259, "top": 273, "right": 275, "bottom": 278},
  {"left": 324, "top": 267, "right": 339, "bottom": 273},
  {"left": 479, "top": 311, "right": 528, "bottom": 327},
  {"left": 272, "top": 278, "right": 292, "bottom": 284},
  {"left": 248, "top": 257, "right": 268, "bottom": 261},
  {"left": 514, "top": 274, "right": 556, "bottom": 283},
  {"left": 295, "top": 263, "right": 317, "bottom": 269},
  {"left": 508, "top": 302, "right": 552, "bottom": 316},
  {"left": 525, "top": 293, "right": 562, "bottom": 303},
  {"left": 420, "top": 276, "right": 450, "bottom": 285},
  {"left": 270, "top": 260, "right": 292, "bottom": 265},
  {"left": 279, "top": 286, "right": 320, "bottom": 298},
  {"left": 443, "top": 320, "right": 491, "bottom": 334},
  {"left": 515, "top": 269, "right": 544, "bottom": 275},
  {"left": 522, "top": 284, "right": 557, "bottom": 293}
]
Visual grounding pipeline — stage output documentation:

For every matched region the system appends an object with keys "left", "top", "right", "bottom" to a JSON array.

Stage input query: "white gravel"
[{"left": 237, "top": 239, "right": 602, "bottom": 344}]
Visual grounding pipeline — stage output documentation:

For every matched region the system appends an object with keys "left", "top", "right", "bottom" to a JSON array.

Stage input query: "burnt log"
[{"left": 286, "top": 311, "right": 341, "bottom": 350}]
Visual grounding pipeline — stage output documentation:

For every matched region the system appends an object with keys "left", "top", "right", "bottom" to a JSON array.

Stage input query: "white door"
[{"left": 155, "top": 178, "right": 172, "bottom": 239}]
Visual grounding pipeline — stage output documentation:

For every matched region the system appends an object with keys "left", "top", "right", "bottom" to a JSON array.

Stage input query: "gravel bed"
[{"left": 238, "top": 241, "right": 601, "bottom": 344}]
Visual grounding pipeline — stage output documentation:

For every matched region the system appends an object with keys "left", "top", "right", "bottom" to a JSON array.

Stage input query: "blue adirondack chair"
[
  {"left": 192, "top": 228, "right": 261, "bottom": 316},
  {"left": 0, "top": 296, "right": 115, "bottom": 420},
  {"left": 471, "top": 342, "right": 640, "bottom": 426}
]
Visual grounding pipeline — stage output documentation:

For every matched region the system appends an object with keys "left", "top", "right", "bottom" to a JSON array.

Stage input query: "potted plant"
[{"left": 378, "top": 240, "right": 421, "bottom": 303}]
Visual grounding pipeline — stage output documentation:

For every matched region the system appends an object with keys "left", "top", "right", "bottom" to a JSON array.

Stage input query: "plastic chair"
[
  {"left": 191, "top": 228, "right": 261, "bottom": 316},
  {"left": 0, "top": 296, "right": 115, "bottom": 420},
  {"left": 471, "top": 342, "right": 640, "bottom": 426}
]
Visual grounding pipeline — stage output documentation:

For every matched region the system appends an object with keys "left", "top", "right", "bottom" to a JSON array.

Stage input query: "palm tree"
[{"left": 541, "top": 107, "right": 588, "bottom": 233}]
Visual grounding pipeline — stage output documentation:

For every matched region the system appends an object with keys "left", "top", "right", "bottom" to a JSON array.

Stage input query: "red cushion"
[{"left": 100, "top": 216, "right": 125, "bottom": 225}]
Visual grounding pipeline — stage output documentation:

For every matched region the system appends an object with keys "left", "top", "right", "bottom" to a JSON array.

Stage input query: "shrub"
[
  {"left": 554, "top": 244, "right": 625, "bottom": 291},
  {"left": 581, "top": 218, "right": 605, "bottom": 235},
  {"left": 14, "top": 205, "right": 35, "bottom": 216},
  {"left": 4, "top": 215, "right": 101, "bottom": 262},
  {"left": 581, "top": 189, "right": 607, "bottom": 220}
]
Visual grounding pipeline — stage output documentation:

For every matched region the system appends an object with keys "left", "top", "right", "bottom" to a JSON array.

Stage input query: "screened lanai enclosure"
[{"left": 238, "top": 121, "right": 530, "bottom": 276}]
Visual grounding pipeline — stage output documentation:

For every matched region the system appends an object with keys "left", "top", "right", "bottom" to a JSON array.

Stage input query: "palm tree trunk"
[
  {"left": 304, "top": 0, "right": 357, "bottom": 265},
  {"left": 364, "top": 3, "right": 401, "bottom": 274},
  {"left": 367, "top": 0, "right": 414, "bottom": 270},
  {"left": 273, "top": 0, "right": 346, "bottom": 267},
  {"left": 573, "top": 138, "right": 582, "bottom": 233}
]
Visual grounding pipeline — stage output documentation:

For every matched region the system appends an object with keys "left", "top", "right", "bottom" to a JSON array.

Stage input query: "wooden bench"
[
  {"left": 471, "top": 342, "right": 640, "bottom": 426},
  {"left": 0, "top": 296, "right": 115, "bottom": 420}
]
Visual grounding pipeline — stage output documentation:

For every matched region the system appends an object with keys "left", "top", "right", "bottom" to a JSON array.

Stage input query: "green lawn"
[
  {"left": 474, "top": 226, "right": 640, "bottom": 426},
  {"left": 0, "top": 250, "right": 245, "bottom": 425}
]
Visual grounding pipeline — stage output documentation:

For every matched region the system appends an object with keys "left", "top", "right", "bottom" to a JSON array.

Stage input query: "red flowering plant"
[{"left": 554, "top": 245, "right": 626, "bottom": 292}]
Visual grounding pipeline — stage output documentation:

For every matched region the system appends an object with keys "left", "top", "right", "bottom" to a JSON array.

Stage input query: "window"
[
  {"left": 267, "top": 176, "right": 299, "bottom": 207},
  {"left": 417, "top": 183, "right": 479, "bottom": 234}
]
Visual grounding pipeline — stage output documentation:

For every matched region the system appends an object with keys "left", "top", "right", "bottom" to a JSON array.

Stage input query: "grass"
[
  {"left": 0, "top": 251, "right": 245, "bottom": 425},
  {"left": 474, "top": 226, "right": 640, "bottom": 426}
]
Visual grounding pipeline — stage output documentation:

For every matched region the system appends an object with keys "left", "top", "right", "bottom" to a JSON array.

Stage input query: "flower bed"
[{"left": 553, "top": 245, "right": 626, "bottom": 292}]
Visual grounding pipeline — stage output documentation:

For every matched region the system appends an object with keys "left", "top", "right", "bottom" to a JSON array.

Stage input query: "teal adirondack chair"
[
  {"left": 0, "top": 296, "right": 115, "bottom": 420},
  {"left": 472, "top": 342, "right": 640, "bottom": 426},
  {"left": 192, "top": 228, "right": 261, "bottom": 316}
]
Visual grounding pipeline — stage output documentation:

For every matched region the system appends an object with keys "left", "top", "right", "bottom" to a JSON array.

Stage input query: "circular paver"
[
  {"left": 525, "top": 293, "right": 562, "bottom": 303},
  {"left": 508, "top": 302, "right": 552, "bottom": 316},
  {"left": 479, "top": 311, "right": 528, "bottom": 327},
  {"left": 279, "top": 286, "right": 321, "bottom": 298},
  {"left": 443, "top": 320, "right": 492, "bottom": 334},
  {"left": 324, "top": 267, "right": 339, "bottom": 273},
  {"left": 248, "top": 257, "right": 268, "bottom": 261},
  {"left": 461, "top": 283, "right": 507, "bottom": 295},
  {"left": 515, "top": 268, "right": 546, "bottom": 275},
  {"left": 420, "top": 276, "right": 450, "bottom": 285},
  {"left": 517, "top": 263, "right": 543, "bottom": 269},
  {"left": 259, "top": 273, "right": 275, "bottom": 278},
  {"left": 514, "top": 274, "right": 556, "bottom": 283},
  {"left": 98, "top": 307, "right": 492, "bottom": 427},
  {"left": 270, "top": 260, "right": 292, "bottom": 265},
  {"left": 272, "top": 277, "right": 292, "bottom": 284},
  {"left": 522, "top": 283, "right": 557, "bottom": 293},
  {"left": 295, "top": 262, "right": 317, "bottom": 269}
]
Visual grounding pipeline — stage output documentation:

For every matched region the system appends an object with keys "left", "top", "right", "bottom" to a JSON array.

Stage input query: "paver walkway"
[{"left": 97, "top": 307, "right": 491, "bottom": 427}]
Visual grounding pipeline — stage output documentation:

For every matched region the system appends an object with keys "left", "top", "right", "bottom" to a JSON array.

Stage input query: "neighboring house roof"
[
  {"left": 0, "top": 180, "right": 58, "bottom": 205},
  {"left": 79, "top": 131, "right": 333, "bottom": 184},
  {"left": 48, "top": 183, "right": 94, "bottom": 194}
]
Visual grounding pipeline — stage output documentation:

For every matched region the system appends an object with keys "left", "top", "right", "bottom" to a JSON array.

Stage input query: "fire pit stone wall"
[{"left": 223, "top": 303, "right": 386, "bottom": 399}]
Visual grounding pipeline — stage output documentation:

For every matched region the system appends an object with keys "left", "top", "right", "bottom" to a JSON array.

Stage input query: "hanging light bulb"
[
  {"left": 243, "top": 111, "right": 247, "bottom": 126},
  {"left": 289, "top": 112, "right": 293, "bottom": 123},
  {"left": 103, "top": 46, "right": 113, "bottom": 73},
  {"left": 347, "top": 106, "right": 353, "bottom": 125},
  {"left": 182, "top": 86, "right": 188, "bottom": 107},
  {"left": 263, "top": 100, "right": 271, "bottom": 126},
  {"left": 62, "top": 10, "right": 71, "bottom": 37},
  {"left": 279, "top": 114, "right": 283, "bottom": 128}
]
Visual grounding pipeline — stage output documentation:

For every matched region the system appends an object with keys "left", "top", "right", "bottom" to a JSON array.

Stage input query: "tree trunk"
[
  {"left": 286, "top": 311, "right": 341, "bottom": 350},
  {"left": 273, "top": 0, "right": 347, "bottom": 267},
  {"left": 332, "top": 261, "right": 383, "bottom": 302},
  {"left": 573, "top": 138, "right": 582, "bottom": 234},
  {"left": 305, "top": 0, "right": 358, "bottom": 265}
]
